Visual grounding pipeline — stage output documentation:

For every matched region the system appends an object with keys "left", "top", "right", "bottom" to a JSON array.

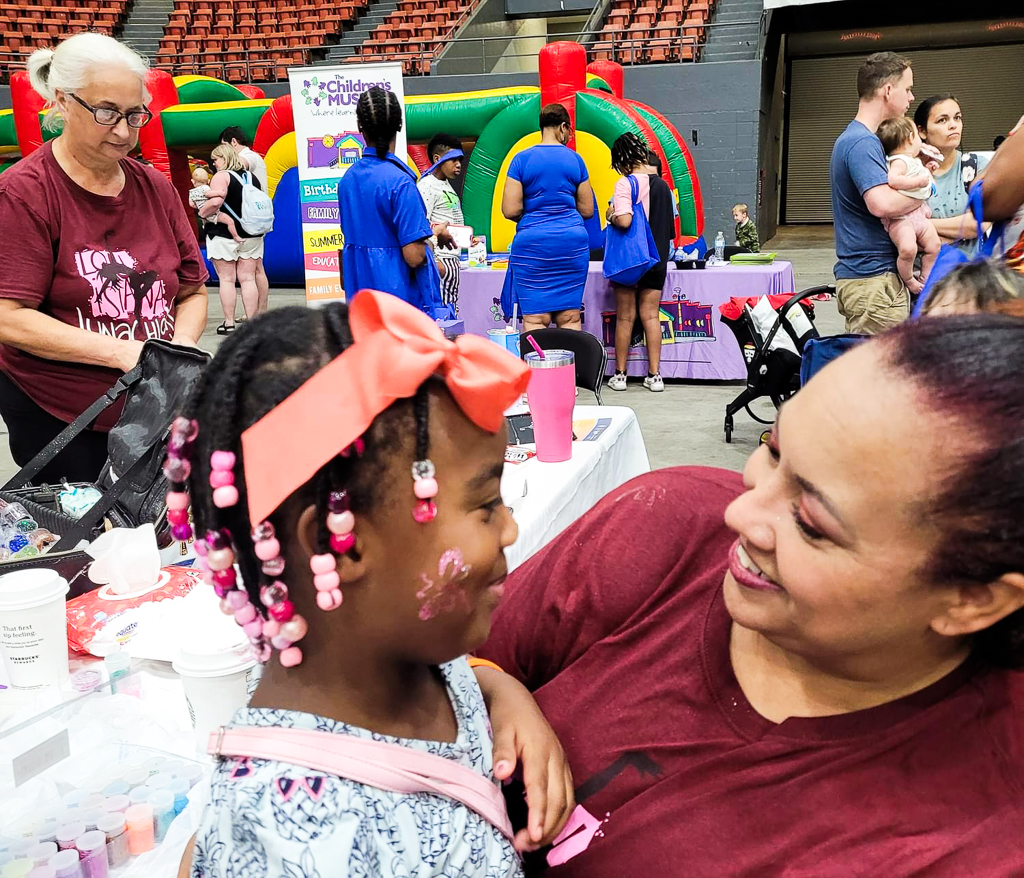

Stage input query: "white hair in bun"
[{"left": 26, "top": 32, "right": 149, "bottom": 131}]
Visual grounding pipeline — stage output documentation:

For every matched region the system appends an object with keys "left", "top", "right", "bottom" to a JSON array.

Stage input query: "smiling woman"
[
  {"left": 479, "top": 312, "right": 1024, "bottom": 876},
  {"left": 0, "top": 32, "right": 207, "bottom": 482}
]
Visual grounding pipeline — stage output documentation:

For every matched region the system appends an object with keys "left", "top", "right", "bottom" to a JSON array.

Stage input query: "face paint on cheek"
[{"left": 416, "top": 548, "right": 472, "bottom": 621}]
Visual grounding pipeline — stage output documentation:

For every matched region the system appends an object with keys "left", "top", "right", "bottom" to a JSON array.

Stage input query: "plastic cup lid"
[
  {"left": 0, "top": 569, "right": 69, "bottom": 611},
  {"left": 172, "top": 641, "right": 256, "bottom": 678},
  {"left": 54, "top": 822, "right": 85, "bottom": 843},
  {"left": 103, "top": 795, "right": 129, "bottom": 813},
  {"left": 95, "top": 813, "right": 125, "bottom": 835},
  {"left": 149, "top": 789, "right": 174, "bottom": 812},
  {"left": 525, "top": 349, "right": 574, "bottom": 368},
  {"left": 75, "top": 830, "right": 105, "bottom": 854},
  {"left": 28, "top": 841, "right": 56, "bottom": 859},
  {"left": 48, "top": 849, "right": 80, "bottom": 869},
  {"left": 125, "top": 803, "right": 153, "bottom": 827}
]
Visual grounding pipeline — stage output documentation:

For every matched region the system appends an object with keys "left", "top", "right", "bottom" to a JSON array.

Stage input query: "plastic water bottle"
[{"left": 714, "top": 231, "right": 726, "bottom": 264}]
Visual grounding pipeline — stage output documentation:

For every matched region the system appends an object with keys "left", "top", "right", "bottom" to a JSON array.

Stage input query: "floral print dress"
[{"left": 191, "top": 659, "right": 522, "bottom": 878}]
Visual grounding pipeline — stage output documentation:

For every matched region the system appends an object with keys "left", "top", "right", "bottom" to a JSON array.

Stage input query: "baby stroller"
[{"left": 718, "top": 285, "right": 834, "bottom": 443}]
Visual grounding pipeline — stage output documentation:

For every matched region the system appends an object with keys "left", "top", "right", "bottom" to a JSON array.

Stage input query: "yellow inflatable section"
[
  {"left": 488, "top": 131, "right": 618, "bottom": 253},
  {"left": 263, "top": 134, "right": 297, "bottom": 199}
]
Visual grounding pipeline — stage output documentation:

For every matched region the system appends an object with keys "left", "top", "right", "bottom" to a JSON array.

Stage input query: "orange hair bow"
[{"left": 241, "top": 289, "right": 530, "bottom": 527}]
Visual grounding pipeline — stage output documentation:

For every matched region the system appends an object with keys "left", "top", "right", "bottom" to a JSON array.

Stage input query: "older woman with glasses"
[{"left": 0, "top": 33, "right": 207, "bottom": 483}]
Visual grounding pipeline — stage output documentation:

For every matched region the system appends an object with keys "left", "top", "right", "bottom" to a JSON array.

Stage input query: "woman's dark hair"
[
  {"left": 539, "top": 102, "right": 570, "bottom": 132},
  {"left": 913, "top": 93, "right": 959, "bottom": 136},
  {"left": 218, "top": 125, "right": 250, "bottom": 147},
  {"left": 920, "top": 260, "right": 1024, "bottom": 315},
  {"left": 882, "top": 314, "right": 1024, "bottom": 667},
  {"left": 610, "top": 132, "right": 649, "bottom": 176},
  {"left": 647, "top": 149, "right": 663, "bottom": 178},
  {"left": 356, "top": 86, "right": 403, "bottom": 159},
  {"left": 184, "top": 304, "right": 431, "bottom": 613}
]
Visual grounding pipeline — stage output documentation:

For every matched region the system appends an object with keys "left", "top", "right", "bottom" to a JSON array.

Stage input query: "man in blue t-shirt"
[{"left": 830, "top": 52, "right": 920, "bottom": 334}]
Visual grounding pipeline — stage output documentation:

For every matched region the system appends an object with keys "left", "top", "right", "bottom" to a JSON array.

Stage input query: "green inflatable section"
[
  {"left": 585, "top": 74, "right": 612, "bottom": 93},
  {"left": 405, "top": 89, "right": 537, "bottom": 141},
  {"left": 160, "top": 100, "right": 271, "bottom": 150},
  {"left": 0, "top": 111, "right": 14, "bottom": 148},
  {"left": 577, "top": 91, "right": 700, "bottom": 239},
  {"left": 461, "top": 93, "right": 541, "bottom": 243},
  {"left": 629, "top": 104, "right": 698, "bottom": 237},
  {"left": 0, "top": 112, "right": 59, "bottom": 150},
  {"left": 174, "top": 78, "right": 249, "bottom": 105},
  {"left": 576, "top": 90, "right": 643, "bottom": 149}
]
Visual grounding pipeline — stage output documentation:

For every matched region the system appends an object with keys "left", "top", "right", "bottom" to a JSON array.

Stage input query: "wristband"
[{"left": 468, "top": 657, "right": 504, "bottom": 674}]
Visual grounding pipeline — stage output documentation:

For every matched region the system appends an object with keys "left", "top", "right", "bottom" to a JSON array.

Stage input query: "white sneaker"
[
  {"left": 643, "top": 373, "right": 664, "bottom": 392},
  {"left": 608, "top": 372, "right": 627, "bottom": 391}
]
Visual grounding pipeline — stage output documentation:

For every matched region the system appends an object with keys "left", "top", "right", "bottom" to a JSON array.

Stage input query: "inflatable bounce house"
[{"left": 0, "top": 41, "right": 703, "bottom": 285}]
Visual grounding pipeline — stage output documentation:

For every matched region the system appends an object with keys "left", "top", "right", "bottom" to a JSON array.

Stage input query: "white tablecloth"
[{"left": 501, "top": 405, "right": 650, "bottom": 570}]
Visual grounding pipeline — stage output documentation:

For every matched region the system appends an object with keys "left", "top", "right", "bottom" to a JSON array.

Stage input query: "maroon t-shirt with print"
[
  {"left": 480, "top": 467, "right": 1024, "bottom": 877},
  {"left": 0, "top": 143, "right": 207, "bottom": 430}
]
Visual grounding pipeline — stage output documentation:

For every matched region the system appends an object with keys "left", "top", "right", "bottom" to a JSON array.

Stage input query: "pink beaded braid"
[
  {"left": 310, "top": 490, "right": 351, "bottom": 612},
  {"left": 411, "top": 459, "right": 438, "bottom": 523},
  {"left": 252, "top": 521, "right": 308, "bottom": 668},
  {"left": 164, "top": 417, "right": 198, "bottom": 541}
]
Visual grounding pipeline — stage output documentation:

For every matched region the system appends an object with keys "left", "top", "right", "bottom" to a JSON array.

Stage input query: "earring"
[
  {"left": 164, "top": 417, "right": 198, "bottom": 541},
  {"left": 411, "top": 460, "right": 438, "bottom": 523},
  {"left": 252, "top": 521, "right": 307, "bottom": 667}
]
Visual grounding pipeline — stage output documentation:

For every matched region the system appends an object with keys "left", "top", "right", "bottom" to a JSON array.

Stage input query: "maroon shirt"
[
  {"left": 0, "top": 143, "right": 207, "bottom": 430},
  {"left": 481, "top": 467, "right": 1024, "bottom": 876}
]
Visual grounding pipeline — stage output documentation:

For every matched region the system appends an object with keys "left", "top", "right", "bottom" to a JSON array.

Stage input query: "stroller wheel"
[
  {"left": 759, "top": 430, "right": 771, "bottom": 445},
  {"left": 724, "top": 413, "right": 734, "bottom": 443}
]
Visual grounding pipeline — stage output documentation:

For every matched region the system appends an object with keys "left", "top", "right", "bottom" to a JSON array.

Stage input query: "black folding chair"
[{"left": 520, "top": 328, "right": 607, "bottom": 404}]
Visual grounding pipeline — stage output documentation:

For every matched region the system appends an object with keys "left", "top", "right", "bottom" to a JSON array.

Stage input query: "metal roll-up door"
[{"left": 784, "top": 43, "right": 1024, "bottom": 224}]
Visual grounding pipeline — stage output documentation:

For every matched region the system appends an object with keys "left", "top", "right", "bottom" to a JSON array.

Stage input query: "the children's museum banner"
[{"left": 287, "top": 64, "right": 406, "bottom": 304}]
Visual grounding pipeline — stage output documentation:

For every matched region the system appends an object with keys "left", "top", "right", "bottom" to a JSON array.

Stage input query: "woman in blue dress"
[
  {"left": 338, "top": 86, "right": 449, "bottom": 317},
  {"left": 501, "top": 103, "right": 595, "bottom": 333}
]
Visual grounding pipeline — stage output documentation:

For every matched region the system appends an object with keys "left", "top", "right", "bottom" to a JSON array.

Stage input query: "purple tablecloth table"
[{"left": 457, "top": 261, "right": 797, "bottom": 380}]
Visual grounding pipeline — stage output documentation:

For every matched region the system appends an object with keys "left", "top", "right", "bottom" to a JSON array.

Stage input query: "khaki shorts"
[{"left": 835, "top": 272, "right": 909, "bottom": 335}]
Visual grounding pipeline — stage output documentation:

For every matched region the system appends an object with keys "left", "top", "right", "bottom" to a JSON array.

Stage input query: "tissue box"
[{"left": 66, "top": 566, "right": 202, "bottom": 654}]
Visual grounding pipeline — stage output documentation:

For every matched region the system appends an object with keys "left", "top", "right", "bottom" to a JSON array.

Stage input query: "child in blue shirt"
[{"left": 338, "top": 87, "right": 449, "bottom": 318}]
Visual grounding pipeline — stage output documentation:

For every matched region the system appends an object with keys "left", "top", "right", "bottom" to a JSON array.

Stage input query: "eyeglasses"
[{"left": 70, "top": 94, "right": 152, "bottom": 129}]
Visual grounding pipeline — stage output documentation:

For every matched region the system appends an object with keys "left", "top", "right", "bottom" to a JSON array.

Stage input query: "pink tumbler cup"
[{"left": 525, "top": 350, "right": 575, "bottom": 462}]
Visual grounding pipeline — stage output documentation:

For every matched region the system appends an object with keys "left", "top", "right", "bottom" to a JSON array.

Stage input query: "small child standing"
[
  {"left": 418, "top": 133, "right": 467, "bottom": 315},
  {"left": 189, "top": 164, "right": 244, "bottom": 244},
  {"left": 876, "top": 117, "right": 943, "bottom": 295},
  {"left": 732, "top": 203, "right": 760, "bottom": 253},
  {"left": 176, "top": 293, "right": 573, "bottom": 876}
]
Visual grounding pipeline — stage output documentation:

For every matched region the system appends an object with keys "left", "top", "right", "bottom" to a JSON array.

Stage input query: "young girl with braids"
[
  {"left": 337, "top": 86, "right": 450, "bottom": 318},
  {"left": 169, "top": 291, "right": 574, "bottom": 876},
  {"left": 605, "top": 132, "right": 675, "bottom": 394}
]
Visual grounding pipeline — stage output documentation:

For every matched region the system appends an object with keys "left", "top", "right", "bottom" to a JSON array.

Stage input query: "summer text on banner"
[{"left": 288, "top": 63, "right": 406, "bottom": 307}]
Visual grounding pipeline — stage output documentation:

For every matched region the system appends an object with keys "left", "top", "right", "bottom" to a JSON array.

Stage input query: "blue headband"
[{"left": 424, "top": 148, "right": 464, "bottom": 177}]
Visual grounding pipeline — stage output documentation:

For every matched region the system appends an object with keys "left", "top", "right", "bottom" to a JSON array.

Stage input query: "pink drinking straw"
[{"left": 526, "top": 334, "right": 546, "bottom": 359}]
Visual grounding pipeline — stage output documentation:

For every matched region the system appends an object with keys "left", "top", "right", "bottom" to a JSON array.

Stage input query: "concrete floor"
[{"left": 0, "top": 227, "right": 842, "bottom": 482}]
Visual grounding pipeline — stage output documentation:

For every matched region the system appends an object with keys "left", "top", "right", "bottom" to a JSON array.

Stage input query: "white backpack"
[{"left": 224, "top": 170, "right": 274, "bottom": 236}]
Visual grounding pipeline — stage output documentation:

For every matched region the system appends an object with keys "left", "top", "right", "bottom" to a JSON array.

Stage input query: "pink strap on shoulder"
[{"left": 209, "top": 726, "right": 515, "bottom": 841}]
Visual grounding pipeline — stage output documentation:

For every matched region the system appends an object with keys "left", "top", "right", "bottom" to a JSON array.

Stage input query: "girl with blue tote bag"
[{"left": 604, "top": 133, "right": 675, "bottom": 392}]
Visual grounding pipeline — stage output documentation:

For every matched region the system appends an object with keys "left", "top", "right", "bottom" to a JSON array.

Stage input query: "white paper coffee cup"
[
  {"left": 0, "top": 568, "right": 70, "bottom": 690},
  {"left": 173, "top": 642, "right": 256, "bottom": 752}
]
